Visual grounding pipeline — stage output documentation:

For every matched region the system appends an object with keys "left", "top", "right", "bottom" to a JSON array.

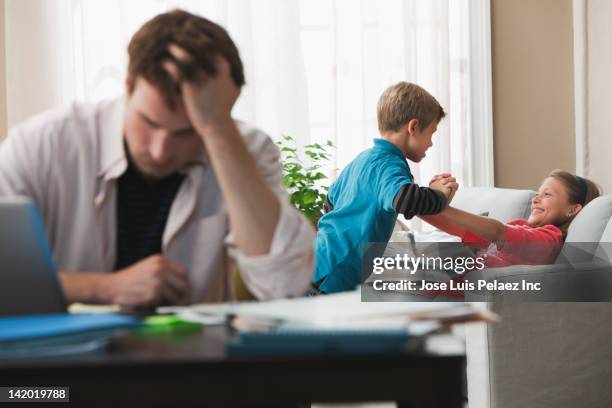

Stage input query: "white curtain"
[
  {"left": 4, "top": 0, "right": 493, "bottom": 189},
  {"left": 575, "top": 0, "right": 612, "bottom": 194}
]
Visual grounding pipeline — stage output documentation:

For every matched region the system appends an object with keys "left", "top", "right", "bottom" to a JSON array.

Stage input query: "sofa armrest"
[
  {"left": 464, "top": 262, "right": 612, "bottom": 302},
  {"left": 466, "top": 261, "right": 612, "bottom": 408}
]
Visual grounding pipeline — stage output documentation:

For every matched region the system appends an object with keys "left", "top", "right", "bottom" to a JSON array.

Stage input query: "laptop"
[{"left": 0, "top": 196, "right": 66, "bottom": 315}]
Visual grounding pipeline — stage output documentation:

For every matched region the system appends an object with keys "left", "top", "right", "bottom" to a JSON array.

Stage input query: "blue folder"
[
  {"left": 0, "top": 313, "right": 140, "bottom": 342},
  {"left": 227, "top": 328, "right": 410, "bottom": 356},
  {"left": 0, "top": 313, "right": 140, "bottom": 358}
]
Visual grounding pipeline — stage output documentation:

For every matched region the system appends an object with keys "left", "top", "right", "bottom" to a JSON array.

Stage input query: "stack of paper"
[{"left": 160, "top": 288, "right": 496, "bottom": 330}]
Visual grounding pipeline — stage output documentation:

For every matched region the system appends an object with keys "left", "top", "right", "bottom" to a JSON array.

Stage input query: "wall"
[
  {"left": 0, "top": 0, "right": 6, "bottom": 141},
  {"left": 584, "top": 0, "right": 612, "bottom": 193},
  {"left": 491, "top": 0, "right": 575, "bottom": 189}
]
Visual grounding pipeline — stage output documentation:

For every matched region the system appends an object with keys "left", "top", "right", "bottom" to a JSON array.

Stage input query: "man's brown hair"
[
  {"left": 377, "top": 82, "right": 445, "bottom": 133},
  {"left": 127, "top": 9, "right": 245, "bottom": 110}
]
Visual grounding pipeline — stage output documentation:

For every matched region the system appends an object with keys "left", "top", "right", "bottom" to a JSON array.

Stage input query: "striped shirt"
[{"left": 114, "top": 152, "right": 185, "bottom": 271}]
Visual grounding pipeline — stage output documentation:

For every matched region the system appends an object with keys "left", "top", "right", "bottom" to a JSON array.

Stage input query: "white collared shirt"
[{"left": 0, "top": 97, "right": 315, "bottom": 302}]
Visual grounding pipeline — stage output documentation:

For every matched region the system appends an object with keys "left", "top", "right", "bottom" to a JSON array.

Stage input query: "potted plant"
[{"left": 277, "top": 135, "right": 335, "bottom": 226}]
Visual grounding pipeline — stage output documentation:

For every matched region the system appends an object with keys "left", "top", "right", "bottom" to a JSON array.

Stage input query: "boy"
[{"left": 313, "top": 82, "right": 457, "bottom": 293}]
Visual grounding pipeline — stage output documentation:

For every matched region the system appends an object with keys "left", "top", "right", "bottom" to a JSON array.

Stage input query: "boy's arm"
[
  {"left": 392, "top": 182, "right": 452, "bottom": 219},
  {"left": 417, "top": 173, "right": 465, "bottom": 236}
]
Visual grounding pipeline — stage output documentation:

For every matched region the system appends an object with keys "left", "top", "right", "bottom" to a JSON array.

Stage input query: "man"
[{"left": 0, "top": 10, "right": 314, "bottom": 307}]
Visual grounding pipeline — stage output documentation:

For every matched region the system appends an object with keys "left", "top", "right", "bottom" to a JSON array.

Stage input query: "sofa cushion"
[
  {"left": 558, "top": 195, "right": 612, "bottom": 264},
  {"left": 452, "top": 187, "right": 536, "bottom": 223},
  {"left": 566, "top": 195, "right": 612, "bottom": 243}
]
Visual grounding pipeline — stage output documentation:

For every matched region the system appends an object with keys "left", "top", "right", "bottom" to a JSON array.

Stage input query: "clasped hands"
[{"left": 428, "top": 173, "right": 459, "bottom": 205}]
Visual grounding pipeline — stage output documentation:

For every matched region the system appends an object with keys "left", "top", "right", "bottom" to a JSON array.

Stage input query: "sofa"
[{"left": 449, "top": 187, "right": 612, "bottom": 408}]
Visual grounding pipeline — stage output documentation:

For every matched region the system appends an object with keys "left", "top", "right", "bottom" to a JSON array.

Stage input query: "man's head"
[
  {"left": 377, "top": 82, "right": 445, "bottom": 162},
  {"left": 124, "top": 9, "right": 245, "bottom": 179}
]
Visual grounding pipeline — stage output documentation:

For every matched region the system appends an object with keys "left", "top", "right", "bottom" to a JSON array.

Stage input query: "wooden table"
[{"left": 0, "top": 326, "right": 465, "bottom": 407}]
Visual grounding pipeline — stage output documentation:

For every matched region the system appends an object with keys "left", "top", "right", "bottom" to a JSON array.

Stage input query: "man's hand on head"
[
  {"left": 105, "top": 254, "right": 190, "bottom": 309},
  {"left": 156, "top": 44, "right": 280, "bottom": 258},
  {"left": 162, "top": 44, "right": 240, "bottom": 135}
]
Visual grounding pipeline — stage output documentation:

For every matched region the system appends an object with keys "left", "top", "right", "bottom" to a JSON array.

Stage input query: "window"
[{"left": 5, "top": 0, "right": 492, "bottom": 189}]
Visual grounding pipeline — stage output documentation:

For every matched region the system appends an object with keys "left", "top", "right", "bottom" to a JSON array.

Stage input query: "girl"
[
  {"left": 416, "top": 170, "right": 601, "bottom": 299},
  {"left": 420, "top": 170, "right": 601, "bottom": 298},
  {"left": 421, "top": 170, "right": 601, "bottom": 267}
]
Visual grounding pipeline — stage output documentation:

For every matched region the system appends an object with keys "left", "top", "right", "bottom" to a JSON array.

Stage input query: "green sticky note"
[{"left": 139, "top": 315, "right": 202, "bottom": 334}]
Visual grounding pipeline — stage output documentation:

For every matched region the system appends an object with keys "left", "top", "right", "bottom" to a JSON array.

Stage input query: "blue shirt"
[{"left": 313, "top": 138, "right": 413, "bottom": 293}]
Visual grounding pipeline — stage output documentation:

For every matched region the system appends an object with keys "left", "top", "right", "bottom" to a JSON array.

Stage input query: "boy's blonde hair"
[{"left": 377, "top": 82, "right": 445, "bottom": 133}]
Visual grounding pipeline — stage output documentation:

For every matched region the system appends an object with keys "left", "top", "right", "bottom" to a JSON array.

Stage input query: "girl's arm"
[
  {"left": 418, "top": 213, "right": 467, "bottom": 238},
  {"left": 441, "top": 206, "right": 506, "bottom": 243},
  {"left": 418, "top": 174, "right": 505, "bottom": 242}
]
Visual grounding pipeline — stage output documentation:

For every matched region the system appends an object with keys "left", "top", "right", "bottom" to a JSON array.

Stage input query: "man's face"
[
  {"left": 124, "top": 77, "right": 204, "bottom": 179},
  {"left": 404, "top": 119, "right": 437, "bottom": 163}
]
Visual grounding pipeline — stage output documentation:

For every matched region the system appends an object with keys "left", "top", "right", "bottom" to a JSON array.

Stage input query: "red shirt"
[
  {"left": 462, "top": 219, "right": 564, "bottom": 267},
  {"left": 420, "top": 220, "right": 563, "bottom": 299}
]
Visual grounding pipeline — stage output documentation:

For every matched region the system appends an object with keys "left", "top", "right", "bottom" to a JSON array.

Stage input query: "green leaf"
[
  {"left": 278, "top": 134, "right": 337, "bottom": 219},
  {"left": 302, "top": 190, "right": 317, "bottom": 204}
]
